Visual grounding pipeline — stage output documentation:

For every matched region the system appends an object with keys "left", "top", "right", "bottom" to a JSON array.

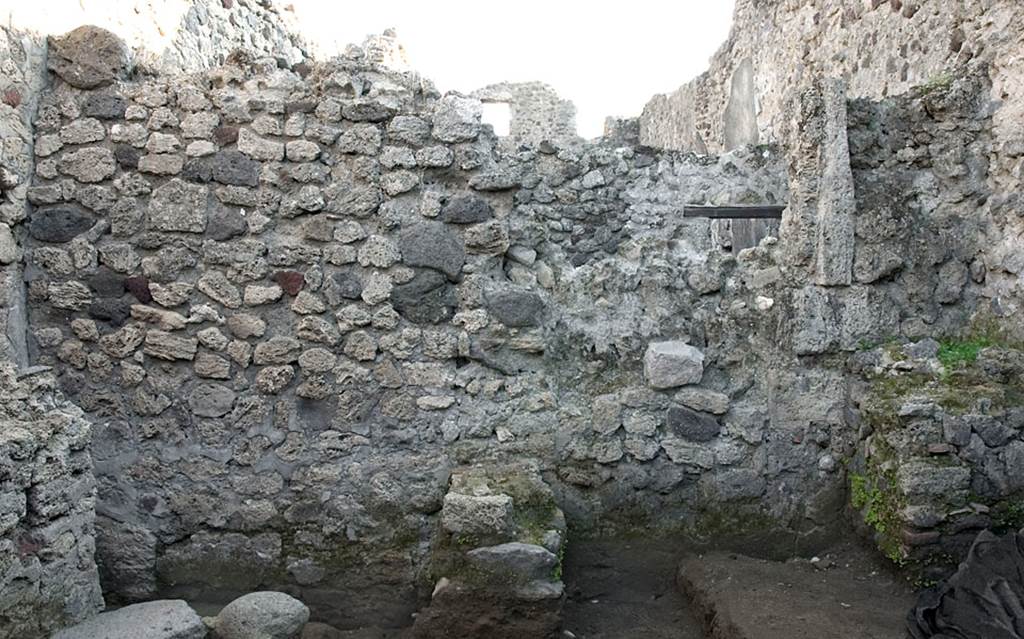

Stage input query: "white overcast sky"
[{"left": 289, "top": 0, "right": 736, "bottom": 137}]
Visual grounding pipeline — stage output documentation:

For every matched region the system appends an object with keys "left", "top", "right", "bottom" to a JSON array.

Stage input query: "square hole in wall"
[{"left": 481, "top": 101, "right": 511, "bottom": 137}]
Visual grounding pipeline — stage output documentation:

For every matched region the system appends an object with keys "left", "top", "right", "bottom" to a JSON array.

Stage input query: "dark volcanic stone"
[
  {"left": 442, "top": 196, "right": 494, "bottom": 224},
  {"left": 398, "top": 222, "right": 465, "bottom": 280},
  {"left": 666, "top": 405, "right": 721, "bottom": 442},
  {"left": 125, "top": 276, "right": 152, "bottom": 303},
  {"left": 114, "top": 145, "right": 140, "bottom": 169},
  {"left": 323, "top": 271, "right": 362, "bottom": 305},
  {"left": 82, "top": 92, "right": 127, "bottom": 119},
  {"left": 212, "top": 150, "right": 259, "bottom": 186},
  {"left": 87, "top": 267, "right": 124, "bottom": 297},
  {"left": 274, "top": 271, "right": 305, "bottom": 296},
  {"left": 47, "top": 26, "right": 131, "bottom": 89},
  {"left": 89, "top": 299, "right": 131, "bottom": 326},
  {"left": 207, "top": 205, "right": 247, "bottom": 241},
  {"left": 391, "top": 270, "right": 457, "bottom": 324},
  {"left": 29, "top": 206, "right": 95, "bottom": 243},
  {"left": 182, "top": 158, "right": 213, "bottom": 183},
  {"left": 485, "top": 290, "right": 545, "bottom": 328}
]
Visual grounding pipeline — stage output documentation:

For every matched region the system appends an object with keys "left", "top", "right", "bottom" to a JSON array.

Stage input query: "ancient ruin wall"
[
  {"left": 21, "top": 40, "right": 805, "bottom": 624},
  {"left": 640, "top": 0, "right": 1024, "bottom": 329},
  {"left": 0, "top": 364, "right": 104, "bottom": 636}
]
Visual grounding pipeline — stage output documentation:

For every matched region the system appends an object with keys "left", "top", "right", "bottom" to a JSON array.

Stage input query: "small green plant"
[
  {"left": 919, "top": 72, "right": 953, "bottom": 95},
  {"left": 850, "top": 468, "right": 906, "bottom": 565},
  {"left": 552, "top": 540, "right": 566, "bottom": 582},
  {"left": 937, "top": 337, "right": 992, "bottom": 372}
]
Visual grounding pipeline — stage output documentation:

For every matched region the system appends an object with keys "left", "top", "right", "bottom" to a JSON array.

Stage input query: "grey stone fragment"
[
  {"left": 792, "top": 287, "right": 837, "bottom": 355},
  {"left": 323, "top": 270, "right": 363, "bottom": 305},
  {"left": 387, "top": 115, "right": 430, "bottom": 145},
  {"left": 48, "top": 26, "right": 132, "bottom": 89},
  {"left": 61, "top": 118, "right": 106, "bottom": 144},
  {"left": 432, "top": 94, "right": 481, "bottom": 142},
  {"left": 390, "top": 270, "right": 456, "bottom": 324},
  {"left": 29, "top": 206, "right": 95, "bottom": 243},
  {"left": 0, "top": 223, "right": 16, "bottom": 264},
  {"left": 144, "top": 330, "right": 198, "bottom": 361},
  {"left": 896, "top": 461, "right": 971, "bottom": 500},
  {"left": 52, "top": 600, "right": 205, "bottom": 639},
  {"left": 189, "top": 383, "right": 236, "bottom": 417},
  {"left": 398, "top": 222, "right": 465, "bottom": 280},
  {"left": 466, "top": 542, "right": 558, "bottom": 582},
  {"left": 674, "top": 388, "right": 730, "bottom": 415},
  {"left": 212, "top": 592, "right": 309, "bottom": 639},
  {"left": 139, "top": 153, "right": 185, "bottom": 175},
  {"left": 207, "top": 206, "right": 248, "bottom": 241},
  {"left": 253, "top": 336, "right": 301, "bottom": 365},
  {"left": 936, "top": 260, "right": 968, "bottom": 304},
  {"left": 643, "top": 341, "right": 704, "bottom": 389},
  {"left": 666, "top": 405, "right": 721, "bottom": 442},
  {"left": 237, "top": 128, "right": 284, "bottom": 161},
  {"left": 485, "top": 290, "right": 545, "bottom": 328},
  {"left": 83, "top": 92, "right": 127, "bottom": 119},
  {"left": 441, "top": 493, "right": 514, "bottom": 536},
  {"left": 148, "top": 179, "right": 208, "bottom": 233},
  {"left": 59, "top": 147, "right": 117, "bottom": 182},
  {"left": 443, "top": 196, "right": 494, "bottom": 224}
]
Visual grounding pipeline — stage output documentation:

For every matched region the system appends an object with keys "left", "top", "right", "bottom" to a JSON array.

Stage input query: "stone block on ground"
[{"left": 52, "top": 600, "right": 206, "bottom": 639}]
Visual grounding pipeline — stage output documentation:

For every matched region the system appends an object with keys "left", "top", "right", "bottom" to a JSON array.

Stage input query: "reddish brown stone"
[
  {"left": 273, "top": 271, "right": 305, "bottom": 296},
  {"left": 2, "top": 89, "right": 21, "bottom": 108},
  {"left": 125, "top": 276, "right": 152, "bottom": 303},
  {"left": 213, "top": 125, "right": 239, "bottom": 147}
]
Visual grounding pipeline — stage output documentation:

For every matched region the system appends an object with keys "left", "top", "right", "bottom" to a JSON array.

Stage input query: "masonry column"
[{"left": 814, "top": 79, "right": 855, "bottom": 286}]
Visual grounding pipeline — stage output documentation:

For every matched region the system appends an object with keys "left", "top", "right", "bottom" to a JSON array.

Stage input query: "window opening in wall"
[{"left": 481, "top": 101, "right": 511, "bottom": 137}]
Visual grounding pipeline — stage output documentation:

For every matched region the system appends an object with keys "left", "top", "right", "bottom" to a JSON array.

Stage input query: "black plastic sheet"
[{"left": 908, "top": 529, "right": 1024, "bottom": 639}]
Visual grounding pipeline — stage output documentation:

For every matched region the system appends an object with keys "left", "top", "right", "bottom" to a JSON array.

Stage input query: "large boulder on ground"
[
  {"left": 52, "top": 600, "right": 206, "bottom": 639},
  {"left": 211, "top": 591, "right": 310, "bottom": 639},
  {"left": 48, "top": 26, "right": 132, "bottom": 89}
]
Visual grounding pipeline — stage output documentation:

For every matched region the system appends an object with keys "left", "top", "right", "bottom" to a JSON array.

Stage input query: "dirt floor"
[
  {"left": 561, "top": 537, "right": 706, "bottom": 638},
  {"left": 677, "top": 543, "right": 915, "bottom": 639}
]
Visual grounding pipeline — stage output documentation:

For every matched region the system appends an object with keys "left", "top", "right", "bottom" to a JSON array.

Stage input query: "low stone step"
[
  {"left": 676, "top": 547, "right": 914, "bottom": 639},
  {"left": 52, "top": 600, "right": 206, "bottom": 639}
]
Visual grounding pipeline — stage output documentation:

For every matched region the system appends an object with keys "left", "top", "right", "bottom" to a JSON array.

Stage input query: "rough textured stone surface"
[
  {"left": 29, "top": 206, "right": 95, "bottom": 243},
  {"left": 398, "top": 222, "right": 465, "bottom": 280},
  {"left": 148, "top": 179, "right": 208, "bottom": 233},
  {"left": 0, "top": 366, "right": 104, "bottom": 637},
  {"left": 212, "top": 591, "right": 309, "bottom": 639},
  {"left": 6, "top": 11, "right": 1023, "bottom": 635},
  {"left": 52, "top": 600, "right": 205, "bottom": 639},
  {"left": 644, "top": 342, "right": 704, "bottom": 389},
  {"left": 47, "top": 26, "right": 131, "bottom": 89}
]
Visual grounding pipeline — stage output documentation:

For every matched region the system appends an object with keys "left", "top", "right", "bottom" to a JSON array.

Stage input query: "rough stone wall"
[
  {"left": 17, "top": 35, "right": 831, "bottom": 626},
  {"left": 0, "top": 27, "right": 48, "bottom": 366},
  {"left": 639, "top": 0, "right": 1024, "bottom": 326},
  {"left": 0, "top": 364, "right": 104, "bottom": 638},
  {"left": 472, "top": 82, "right": 578, "bottom": 145},
  {"left": 849, "top": 338, "right": 1024, "bottom": 582},
  {"left": 4, "top": 0, "right": 309, "bottom": 75}
]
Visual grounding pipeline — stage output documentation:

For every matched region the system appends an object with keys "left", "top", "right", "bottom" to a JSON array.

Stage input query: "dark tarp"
[{"left": 908, "top": 529, "right": 1024, "bottom": 639}]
